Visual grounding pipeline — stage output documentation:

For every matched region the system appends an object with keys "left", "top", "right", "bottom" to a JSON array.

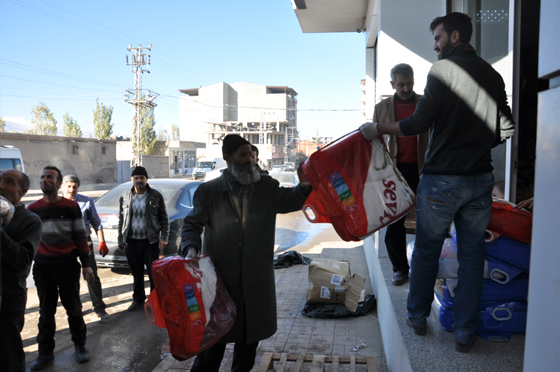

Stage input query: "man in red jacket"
[{"left": 28, "top": 166, "right": 94, "bottom": 370}]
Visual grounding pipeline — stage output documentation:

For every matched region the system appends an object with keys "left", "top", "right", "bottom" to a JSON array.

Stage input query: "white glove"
[
  {"left": 359, "top": 122, "right": 379, "bottom": 141},
  {"left": 0, "top": 195, "right": 15, "bottom": 226}
]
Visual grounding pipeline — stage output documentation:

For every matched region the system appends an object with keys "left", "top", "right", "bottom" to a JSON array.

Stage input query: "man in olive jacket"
[
  {"left": 180, "top": 134, "right": 312, "bottom": 372},
  {"left": 374, "top": 63, "right": 429, "bottom": 286}
]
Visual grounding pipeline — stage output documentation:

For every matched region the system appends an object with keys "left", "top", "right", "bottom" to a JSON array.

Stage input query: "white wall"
[
  {"left": 230, "top": 82, "right": 289, "bottom": 123},
  {"left": 375, "top": 0, "right": 443, "bottom": 100},
  {"left": 523, "top": 1, "right": 560, "bottom": 370}
]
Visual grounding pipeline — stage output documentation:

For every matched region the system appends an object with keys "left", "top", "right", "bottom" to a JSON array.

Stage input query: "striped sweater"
[{"left": 28, "top": 197, "right": 90, "bottom": 267}]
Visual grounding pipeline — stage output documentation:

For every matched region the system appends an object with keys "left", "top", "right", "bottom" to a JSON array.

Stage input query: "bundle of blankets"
[{"left": 145, "top": 255, "right": 236, "bottom": 360}]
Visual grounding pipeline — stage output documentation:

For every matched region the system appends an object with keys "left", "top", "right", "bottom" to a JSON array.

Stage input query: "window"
[
  {"left": 102, "top": 147, "right": 106, "bottom": 155},
  {"left": 72, "top": 145, "right": 79, "bottom": 154}
]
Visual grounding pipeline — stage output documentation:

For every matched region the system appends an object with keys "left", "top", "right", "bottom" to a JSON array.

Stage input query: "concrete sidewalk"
[{"left": 152, "top": 245, "right": 387, "bottom": 372}]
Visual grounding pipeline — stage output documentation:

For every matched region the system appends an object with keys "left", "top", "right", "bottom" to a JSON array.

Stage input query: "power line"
[
  {"left": 0, "top": 59, "right": 129, "bottom": 88},
  {"left": 163, "top": 94, "right": 361, "bottom": 112},
  {"left": 7, "top": 0, "right": 131, "bottom": 44},
  {"left": 38, "top": 0, "right": 148, "bottom": 45},
  {"left": 0, "top": 79, "right": 119, "bottom": 93},
  {"left": 13, "top": 0, "right": 210, "bottom": 88}
]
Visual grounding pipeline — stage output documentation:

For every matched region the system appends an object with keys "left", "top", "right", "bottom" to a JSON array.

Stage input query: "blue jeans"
[{"left": 407, "top": 172, "right": 494, "bottom": 343}]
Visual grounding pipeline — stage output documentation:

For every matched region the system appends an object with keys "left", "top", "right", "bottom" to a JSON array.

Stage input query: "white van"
[
  {"left": 0, "top": 146, "right": 25, "bottom": 172},
  {"left": 193, "top": 158, "right": 227, "bottom": 180}
]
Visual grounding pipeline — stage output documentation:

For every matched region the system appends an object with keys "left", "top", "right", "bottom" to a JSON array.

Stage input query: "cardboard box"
[{"left": 306, "top": 258, "right": 366, "bottom": 312}]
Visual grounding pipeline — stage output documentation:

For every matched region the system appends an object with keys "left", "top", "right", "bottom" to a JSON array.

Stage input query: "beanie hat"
[
  {"left": 131, "top": 166, "right": 149, "bottom": 178},
  {"left": 222, "top": 134, "right": 251, "bottom": 156}
]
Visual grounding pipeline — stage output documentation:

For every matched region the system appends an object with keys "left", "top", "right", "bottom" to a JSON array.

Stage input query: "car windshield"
[
  {"left": 197, "top": 162, "right": 213, "bottom": 168},
  {"left": 274, "top": 173, "right": 297, "bottom": 184},
  {"left": 95, "top": 182, "right": 183, "bottom": 208}
]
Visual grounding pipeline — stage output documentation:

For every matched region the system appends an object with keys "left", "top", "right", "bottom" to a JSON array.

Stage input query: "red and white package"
[
  {"left": 145, "top": 255, "right": 236, "bottom": 360},
  {"left": 302, "top": 131, "right": 416, "bottom": 241},
  {"left": 487, "top": 198, "right": 532, "bottom": 243}
]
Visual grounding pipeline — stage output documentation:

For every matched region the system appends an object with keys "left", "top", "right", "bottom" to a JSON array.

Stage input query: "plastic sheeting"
[
  {"left": 273, "top": 250, "right": 312, "bottom": 269},
  {"left": 300, "top": 294, "right": 376, "bottom": 318}
]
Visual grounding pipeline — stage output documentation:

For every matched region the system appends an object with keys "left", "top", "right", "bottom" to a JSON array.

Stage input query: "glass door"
[{"left": 462, "top": 0, "right": 516, "bottom": 200}]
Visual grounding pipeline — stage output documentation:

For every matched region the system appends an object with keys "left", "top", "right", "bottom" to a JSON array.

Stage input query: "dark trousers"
[
  {"left": 385, "top": 162, "right": 420, "bottom": 273},
  {"left": 0, "top": 310, "right": 26, "bottom": 372},
  {"left": 33, "top": 260, "right": 87, "bottom": 355},
  {"left": 125, "top": 238, "right": 159, "bottom": 303},
  {"left": 87, "top": 236, "right": 106, "bottom": 314},
  {"left": 190, "top": 341, "right": 259, "bottom": 372}
]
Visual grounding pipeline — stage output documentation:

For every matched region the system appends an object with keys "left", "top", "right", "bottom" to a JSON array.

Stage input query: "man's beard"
[
  {"left": 439, "top": 39, "right": 454, "bottom": 59},
  {"left": 231, "top": 160, "right": 261, "bottom": 185}
]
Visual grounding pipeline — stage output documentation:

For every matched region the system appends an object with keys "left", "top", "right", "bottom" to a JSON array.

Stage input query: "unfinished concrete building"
[{"left": 179, "top": 81, "right": 298, "bottom": 168}]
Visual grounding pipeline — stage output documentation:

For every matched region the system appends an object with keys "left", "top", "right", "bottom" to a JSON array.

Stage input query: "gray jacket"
[
  {"left": 180, "top": 172, "right": 309, "bottom": 344},
  {"left": 118, "top": 184, "right": 169, "bottom": 245}
]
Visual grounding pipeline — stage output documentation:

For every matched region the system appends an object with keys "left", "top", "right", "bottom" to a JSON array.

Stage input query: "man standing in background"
[
  {"left": 62, "top": 175, "right": 110, "bottom": 321},
  {"left": 373, "top": 63, "right": 428, "bottom": 286},
  {"left": 118, "top": 166, "right": 169, "bottom": 311},
  {"left": 28, "top": 166, "right": 94, "bottom": 370}
]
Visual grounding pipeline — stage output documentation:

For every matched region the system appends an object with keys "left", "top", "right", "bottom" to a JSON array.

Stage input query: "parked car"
[
  {"left": 204, "top": 167, "right": 226, "bottom": 182},
  {"left": 270, "top": 172, "right": 299, "bottom": 188},
  {"left": 91, "top": 179, "right": 203, "bottom": 268},
  {"left": 270, "top": 165, "right": 286, "bottom": 173}
]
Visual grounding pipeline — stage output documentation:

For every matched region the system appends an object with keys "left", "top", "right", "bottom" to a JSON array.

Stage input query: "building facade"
[{"left": 179, "top": 81, "right": 298, "bottom": 168}]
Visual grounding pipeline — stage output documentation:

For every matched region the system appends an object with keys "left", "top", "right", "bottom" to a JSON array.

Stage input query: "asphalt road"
[{"left": 21, "top": 208, "right": 347, "bottom": 371}]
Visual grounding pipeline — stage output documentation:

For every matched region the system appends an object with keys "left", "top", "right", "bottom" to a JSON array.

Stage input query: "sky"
[{"left": 0, "top": 0, "right": 366, "bottom": 141}]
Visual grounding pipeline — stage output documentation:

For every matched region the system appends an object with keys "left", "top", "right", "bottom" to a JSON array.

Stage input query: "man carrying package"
[{"left": 180, "top": 134, "right": 312, "bottom": 371}]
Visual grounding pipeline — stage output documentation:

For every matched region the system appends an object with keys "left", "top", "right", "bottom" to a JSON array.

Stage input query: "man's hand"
[
  {"left": 0, "top": 196, "right": 15, "bottom": 226},
  {"left": 118, "top": 242, "right": 126, "bottom": 251},
  {"left": 98, "top": 242, "right": 109, "bottom": 257},
  {"left": 297, "top": 164, "right": 312, "bottom": 193},
  {"left": 516, "top": 197, "right": 534, "bottom": 211},
  {"left": 83, "top": 267, "right": 95, "bottom": 284},
  {"left": 159, "top": 240, "right": 168, "bottom": 250},
  {"left": 359, "top": 122, "right": 379, "bottom": 141},
  {"left": 185, "top": 247, "right": 199, "bottom": 268}
]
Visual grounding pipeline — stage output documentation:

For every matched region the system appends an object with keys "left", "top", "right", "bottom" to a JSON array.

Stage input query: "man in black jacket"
[
  {"left": 118, "top": 166, "right": 169, "bottom": 311},
  {"left": 0, "top": 170, "right": 42, "bottom": 371}
]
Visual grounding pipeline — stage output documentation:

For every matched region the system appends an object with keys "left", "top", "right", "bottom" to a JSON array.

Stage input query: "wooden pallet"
[{"left": 257, "top": 352, "right": 377, "bottom": 372}]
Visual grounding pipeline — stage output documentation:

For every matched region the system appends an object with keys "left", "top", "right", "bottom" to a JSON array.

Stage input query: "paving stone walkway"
[{"left": 153, "top": 246, "right": 387, "bottom": 372}]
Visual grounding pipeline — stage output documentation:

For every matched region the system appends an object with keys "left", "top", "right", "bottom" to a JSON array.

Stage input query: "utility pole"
[{"left": 125, "top": 44, "right": 158, "bottom": 166}]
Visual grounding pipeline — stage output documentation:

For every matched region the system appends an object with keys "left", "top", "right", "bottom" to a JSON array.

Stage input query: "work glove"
[
  {"left": 0, "top": 196, "right": 15, "bottom": 226},
  {"left": 359, "top": 122, "right": 379, "bottom": 141},
  {"left": 98, "top": 242, "right": 109, "bottom": 257}
]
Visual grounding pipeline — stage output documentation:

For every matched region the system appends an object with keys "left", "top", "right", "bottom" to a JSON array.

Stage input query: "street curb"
[{"left": 151, "top": 354, "right": 178, "bottom": 372}]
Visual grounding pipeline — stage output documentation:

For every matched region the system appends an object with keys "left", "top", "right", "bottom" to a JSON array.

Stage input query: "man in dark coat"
[
  {"left": 180, "top": 134, "right": 312, "bottom": 372},
  {"left": 0, "top": 170, "right": 42, "bottom": 372}
]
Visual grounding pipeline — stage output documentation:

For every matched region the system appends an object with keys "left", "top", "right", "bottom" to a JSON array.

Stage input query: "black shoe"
[
  {"left": 98, "top": 310, "right": 110, "bottom": 320},
  {"left": 127, "top": 301, "right": 144, "bottom": 311},
  {"left": 30, "top": 353, "right": 53, "bottom": 371},
  {"left": 392, "top": 271, "right": 408, "bottom": 286},
  {"left": 75, "top": 345, "right": 90, "bottom": 363},
  {"left": 406, "top": 316, "right": 427, "bottom": 336},
  {"left": 455, "top": 337, "right": 475, "bottom": 353}
]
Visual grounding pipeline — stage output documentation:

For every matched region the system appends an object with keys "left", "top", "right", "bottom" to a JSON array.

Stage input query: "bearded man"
[{"left": 180, "top": 134, "right": 312, "bottom": 372}]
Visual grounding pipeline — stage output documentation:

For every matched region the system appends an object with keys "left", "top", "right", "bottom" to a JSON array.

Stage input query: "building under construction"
[{"left": 179, "top": 81, "right": 298, "bottom": 169}]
